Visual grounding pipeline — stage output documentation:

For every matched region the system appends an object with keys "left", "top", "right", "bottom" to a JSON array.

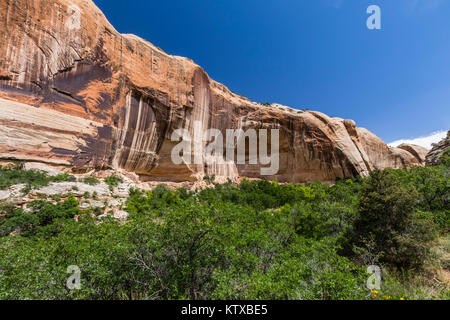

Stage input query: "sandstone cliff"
[
  {"left": 426, "top": 131, "right": 450, "bottom": 165},
  {"left": 397, "top": 144, "right": 429, "bottom": 166},
  {"left": 0, "top": 0, "right": 426, "bottom": 183}
]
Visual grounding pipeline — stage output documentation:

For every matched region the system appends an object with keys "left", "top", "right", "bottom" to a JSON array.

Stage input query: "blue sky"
[{"left": 93, "top": 0, "right": 450, "bottom": 144}]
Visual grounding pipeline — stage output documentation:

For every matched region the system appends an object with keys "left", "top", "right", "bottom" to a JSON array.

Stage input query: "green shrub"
[
  {"left": 347, "top": 169, "right": 438, "bottom": 270},
  {"left": 0, "top": 164, "right": 51, "bottom": 191},
  {"left": 0, "top": 165, "right": 76, "bottom": 193},
  {"left": 52, "top": 173, "right": 76, "bottom": 183},
  {"left": 0, "top": 164, "right": 447, "bottom": 300},
  {"left": 0, "top": 204, "right": 38, "bottom": 237},
  {"left": 82, "top": 176, "right": 100, "bottom": 186},
  {"left": 0, "top": 196, "right": 79, "bottom": 238},
  {"left": 105, "top": 174, "right": 124, "bottom": 191}
]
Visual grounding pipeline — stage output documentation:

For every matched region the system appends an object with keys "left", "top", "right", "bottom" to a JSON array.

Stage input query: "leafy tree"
[
  {"left": 0, "top": 164, "right": 446, "bottom": 300},
  {"left": 348, "top": 169, "right": 437, "bottom": 270}
]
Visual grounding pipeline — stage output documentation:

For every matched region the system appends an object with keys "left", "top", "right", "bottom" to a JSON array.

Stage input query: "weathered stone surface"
[
  {"left": 426, "top": 131, "right": 450, "bottom": 165},
  {"left": 34, "top": 182, "right": 111, "bottom": 197},
  {"left": 0, "top": 0, "right": 426, "bottom": 183},
  {"left": 397, "top": 144, "right": 429, "bottom": 165},
  {"left": 3, "top": 175, "right": 132, "bottom": 221},
  {"left": 0, "top": 190, "right": 10, "bottom": 201},
  {"left": 80, "top": 201, "right": 104, "bottom": 210},
  {"left": 23, "top": 162, "right": 64, "bottom": 176},
  {"left": 113, "top": 210, "right": 129, "bottom": 221},
  {"left": 8, "top": 183, "right": 27, "bottom": 199}
]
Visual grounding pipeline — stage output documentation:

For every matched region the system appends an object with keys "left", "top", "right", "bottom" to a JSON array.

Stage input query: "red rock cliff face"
[{"left": 0, "top": 0, "right": 425, "bottom": 183}]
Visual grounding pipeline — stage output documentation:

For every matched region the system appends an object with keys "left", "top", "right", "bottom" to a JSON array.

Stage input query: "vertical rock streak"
[{"left": 0, "top": 0, "right": 427, "bottom": 183}]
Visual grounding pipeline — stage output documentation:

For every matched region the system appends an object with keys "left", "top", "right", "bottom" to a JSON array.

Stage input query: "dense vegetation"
[
  {"left": 0, "top": 158, "right": 448, "bottom": 300},
  {"left": 0, "top": 164, "right": 76, "bottom": 194}
]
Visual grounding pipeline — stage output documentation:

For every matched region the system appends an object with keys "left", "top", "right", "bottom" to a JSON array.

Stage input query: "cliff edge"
[{"left": 0, "top": 0, "right": 425, "bottom": 183}]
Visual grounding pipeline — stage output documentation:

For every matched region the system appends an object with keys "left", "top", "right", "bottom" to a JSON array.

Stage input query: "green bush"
[
  {"left": 105, "top": 174, "right": 124, "bottom": 191},
  {"left": 0, "top": 196, "right": 79, "bottom": 238},
  {"left": 82, "top": 176, "right": 100, "bottom": 186},
  {"left": 0, "top": 204, "right": 38, "bottom": 237},
  {"left": 0, "top": 163, "right": 447, "bottom": 300},
  {"left": 0, "top": 164, "right": 75, "bottom": 193},
  {"left": 347, "top": 169, "right": 438, "bottom": 270}
]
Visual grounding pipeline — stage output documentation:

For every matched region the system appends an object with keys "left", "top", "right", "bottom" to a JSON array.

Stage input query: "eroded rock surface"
[
  {"left": 1, "top": 171, "right": 136, "bottom": 218},
  {"left": 397, "top": 144, "right": 429, "bottom": 166},
  {"left": 0, "top": 0, "right": 426, "bottom": 183},
  {"left": 426, "top": 131, "right": 450, "bottom": 165}
]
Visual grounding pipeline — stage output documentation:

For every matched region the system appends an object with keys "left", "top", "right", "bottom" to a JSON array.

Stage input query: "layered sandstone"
[{"left": 0, "top": 0, "right": 426, "bottom": 183}]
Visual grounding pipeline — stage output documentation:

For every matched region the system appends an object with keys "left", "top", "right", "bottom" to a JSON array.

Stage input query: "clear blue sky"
[{"left": 93, "top": 0, "right": 450, "bottom": 142}]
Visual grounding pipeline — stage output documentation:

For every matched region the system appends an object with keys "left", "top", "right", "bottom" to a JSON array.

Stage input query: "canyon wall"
[
  {"left": 0, "top": 0, "right": 426, "bottom": 183},
  {"left": 426, "top": 131, "right": 450, "bottom": 165}
]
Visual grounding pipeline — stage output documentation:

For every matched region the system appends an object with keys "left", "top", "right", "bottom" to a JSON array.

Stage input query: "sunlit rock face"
[
  {"left": 426, "top": 131, "right": 450, "bottom": 165},
  {"left": 0, "top": 0, "right": 426, "bottom": 183},
  {"left": 397, "top": 144, "right": 429, "bottom": 166}
]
